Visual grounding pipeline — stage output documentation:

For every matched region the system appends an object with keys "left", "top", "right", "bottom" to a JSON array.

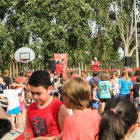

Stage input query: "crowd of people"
[{"left": 0, "top": 67, "right": 139, "bottom": 140}]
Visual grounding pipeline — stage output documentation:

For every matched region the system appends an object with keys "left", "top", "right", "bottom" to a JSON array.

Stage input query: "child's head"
[
  {"left": 18, "top": 93, "right": 22, "bottom": 97},
  {"left": 62, "top": 77, "right": 90, "bottom": 110},
  {"left": 136, "top": 76, "right": 140, "bottom": 82},
  {"left": 29, "top": 70, "right": 51, "bottom": 89},
  {"left": 81, "top": 71, "right": 86, "bottom": 78},
  {"left": 19, "top": 71, "right": 24, "bottom": 77},
  {"left": 128, "top": 71, "right": 133, "bottom": 78},
  {"left": 93, "top": 70, "right": 98, "bottom": 77},
  {"left": 29, "top": 70, "right": 52, "bottom": 105},
  {"left": 91, "top": 83, "right": 98, "bottom": 90},
  {"left": 101, "top": 73, "right": 108, "bottom": 81},
  {"left": 10, "top": 81, "right": 18, "bottom": 89},
  {"left": 121, "top": 70, "right": 129, "bottom": 82},
  {"left": 113, "top": 71, "right": 118, "bottom": 77},
  {"left": 98, "top": 98, "right": 138, "bottom": 140},
  {"left": 60, "top": 78, "right": 65, "bottom": 85},
  {"left": 55, "top": 77, "right": 59, "bottom": 83},
  {"left": 54, "top": 72, "right": 58, "bottom": 76}
]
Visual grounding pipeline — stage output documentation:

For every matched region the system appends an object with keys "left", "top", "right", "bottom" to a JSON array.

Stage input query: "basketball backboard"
[{"left": 14, "top": 47, "right": 35, "bottom": 63}]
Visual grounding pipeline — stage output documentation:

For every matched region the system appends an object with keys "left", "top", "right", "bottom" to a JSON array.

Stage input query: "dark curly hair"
[{"left": 29, "top": 70, "right": 52, "bottom": 89}]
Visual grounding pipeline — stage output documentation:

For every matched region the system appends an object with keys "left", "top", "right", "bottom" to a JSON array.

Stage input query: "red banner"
[{"left": 54, "top": 54, "right": 68, "bottom": 79}]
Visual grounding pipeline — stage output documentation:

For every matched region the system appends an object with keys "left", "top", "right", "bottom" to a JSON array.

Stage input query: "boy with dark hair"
[{"left": 24, "top": 70, "right": 68, "bottom": 139}]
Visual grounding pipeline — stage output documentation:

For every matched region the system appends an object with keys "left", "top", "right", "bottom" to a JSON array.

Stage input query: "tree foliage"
[{"left": 1, "top": 0, "right": 138, "bottom": 71}]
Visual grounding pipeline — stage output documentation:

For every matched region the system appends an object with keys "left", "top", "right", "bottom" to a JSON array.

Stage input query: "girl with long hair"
[
  {"left": 97, "top": 98, "right": 138, "bottom": 140},
  {"left": 119, "top": 70, "right": 133, "bottom": 99}
]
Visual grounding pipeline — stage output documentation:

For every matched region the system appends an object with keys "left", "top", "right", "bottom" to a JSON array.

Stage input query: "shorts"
[
  {"left": 8, "top": 107, "right": 20, "bottom": 115},
  {"left": 134, "top": 97, "right": 139, "bottom": 104},
  {"left": 93, "top": 103, "right": 99, "bottom": 109},
  {"left": 119, "top": 94, "right": 130, "bottom": 100},
  {"left": 100, "top": 99, "right": 110, "bottom": 103}
]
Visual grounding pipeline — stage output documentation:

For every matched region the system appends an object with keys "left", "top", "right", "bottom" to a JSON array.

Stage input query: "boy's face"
[{"left": 30, "top": 85, "right": 52, "bottom": 105}]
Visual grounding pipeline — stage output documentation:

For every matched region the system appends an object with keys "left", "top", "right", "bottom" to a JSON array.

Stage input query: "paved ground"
[
  {"left": 1, "top": 126, "right": 140, "bottom": 140},
  {"left": 128, "top": 127, "right": 140, "bottom": 140}
]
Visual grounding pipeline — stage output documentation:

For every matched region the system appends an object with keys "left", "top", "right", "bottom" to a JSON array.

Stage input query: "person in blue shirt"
[
  {"left": 119, "top": 69, "right": 133, "bottom": 100},
  {"left": 92, "top": 83, "right": 100, "bottom": 111},
  {"left": 99, "top": 73, "right": 111, "bottom": 113}
]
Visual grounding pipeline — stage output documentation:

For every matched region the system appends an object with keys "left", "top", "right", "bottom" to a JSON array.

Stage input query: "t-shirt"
[
  {"left": 119, "top": 78, "right": 132, "bottom": 94},
  {"left": 132, "top": 84, "right": 140, "bottom": 98},
  {"left": 3, "top": 88, "right": 22, "bottom": 110},
  {"left": 62, "top": 109, "right": 101, "bottom": 140},
  {"left": 3, "top": 76, "right": 11, "bottom": 88},
  {"left": 55, "top": 64, "right": 60, "bottom": 76},
  {"left": 98, "top": 81, "right": 111, "bottom": 99},
  {"left": 92, "top": 61, "right": 100, "bottom": 72},
  {"left": 16, "top": 77, "right": 24, "bottom": 90},
  {"left": 89, "top": 77, "right": 101, "bottom": 86},
  {"left": 131, "top": 76, "right": 138, "bottom": 82},
  {"left": 27, "top": 99, "right": 63, "bottom": 137},
  {"left": 16, "top": 77, "right": 24, "bottom": 84},
  {"left": 59, "top": 64, "right": 64, "bottom": 74}
]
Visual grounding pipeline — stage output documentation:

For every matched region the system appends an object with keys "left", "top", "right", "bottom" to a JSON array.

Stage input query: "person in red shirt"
[
  {"left": 68, "top": 72, "right": 74, "bottom": 79},
  {"left": 92, "top": 57, "right": 100, "bottom": 72},
  {"left": 62, "top": 77, "right": 101, "bottom": 140},
  {"left": 55, "top": 61, "right": 60, "bottom": 77},
  {"left": 24, "top": 70, "right": 68, "bottom": 140},
  {"left": 59, "top": 59, "right": 64, "bottom": 78}
]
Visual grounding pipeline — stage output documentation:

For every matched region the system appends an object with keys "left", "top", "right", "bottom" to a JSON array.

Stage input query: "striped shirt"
[{"left": 0, "top": 83, "right": 8, "bottom": 107}]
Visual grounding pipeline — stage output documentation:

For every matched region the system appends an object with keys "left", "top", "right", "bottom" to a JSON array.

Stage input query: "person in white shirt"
[{"left": 3, "top": 82, "right": 25, "bottom": 135}]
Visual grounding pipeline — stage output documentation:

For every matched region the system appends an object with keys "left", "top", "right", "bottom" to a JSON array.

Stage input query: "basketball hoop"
[
  {"left": 20, "top": 59, "right": 28, "bottom": 63},
  {"left": 14, "top": 47, "right": 35, "bottom": 63}
]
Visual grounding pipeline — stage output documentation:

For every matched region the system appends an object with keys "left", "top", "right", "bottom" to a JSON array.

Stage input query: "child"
[
  {"left": 24, "top": 70, "right": 68, "bottom": 139},
  {"left": 62, "top": 77, "right": 101, "bottom": 140},
  {"left": 119, "top": 69, "right": 133, "bottom": 99},
  {"left": 132, "top": 76, "right": 140, "bottom": 125},
  {"left": 97, "top": 98, "right": 138, "bottom": 140},
  {"left": 98, "top": 73, "right": 111, "bottom": 113},
  {"left": 92, "top": 83, "right": 100, "bottom": 110},
  {"left": 19, "top": 93, "right": 26, "bottom": 129},
  {"left": 3, "top": 81, "right": 25, "bottom": 135}
]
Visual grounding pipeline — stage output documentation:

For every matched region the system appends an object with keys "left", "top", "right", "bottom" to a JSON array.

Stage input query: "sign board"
[{"left": 54, "top": 54, "right": 67, "bottom": 79}]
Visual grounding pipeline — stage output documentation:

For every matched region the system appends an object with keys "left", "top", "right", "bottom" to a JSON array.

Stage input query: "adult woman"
[
  {"left": 119, "top": 70, "right": 133, "bottom": 99},
  {"left": 97, "top": 98, "right": 138, "bottom": 140}
]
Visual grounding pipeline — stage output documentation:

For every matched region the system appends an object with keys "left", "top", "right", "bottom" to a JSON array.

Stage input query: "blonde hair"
[
  {"left": 62, "top": 77, "right": 90, "bottom": 110},
  {"left": 101, "top": 73, "right": 108, "bottom": 81},
  {"left": 121, "top": 70, "right": 129, "bottom": 82}
]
